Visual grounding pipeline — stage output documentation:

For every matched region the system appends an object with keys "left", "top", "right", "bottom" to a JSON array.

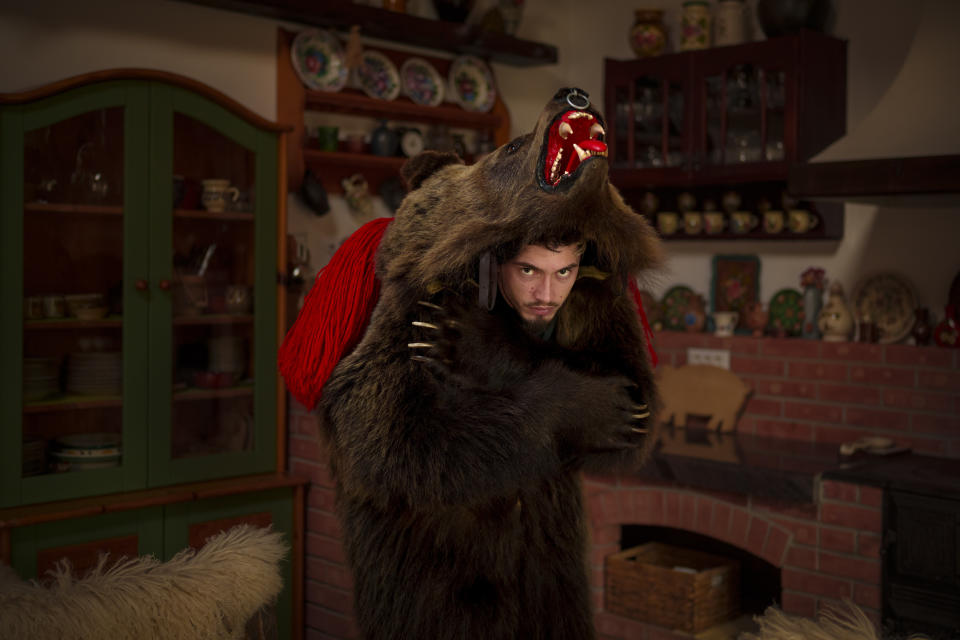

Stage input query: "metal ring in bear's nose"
[{"left": 566, "top": 90, "right": 590, "bottom": 110}]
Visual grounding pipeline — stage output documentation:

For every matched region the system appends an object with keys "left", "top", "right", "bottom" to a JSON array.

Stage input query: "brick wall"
[
  {"left": 288, "top": 401, "right": 360, "bottom": 640},
  {"left": 288, "top": 332, "right": 959, "bottom": 639},
  {"left": 653, "top": 331, "right": 960, "bottom": 458}
]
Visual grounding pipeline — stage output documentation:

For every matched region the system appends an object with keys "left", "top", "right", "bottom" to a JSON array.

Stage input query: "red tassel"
[
  {"left": 278, "top": 217, "right": 393, "bottom": 410},
  {"left": 628, "top": 278, "right": 659, "bottom": 368}
]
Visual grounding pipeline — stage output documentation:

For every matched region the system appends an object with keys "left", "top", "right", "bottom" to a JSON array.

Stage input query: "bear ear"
[{"left": 400, "top": 151, "right": 463, "bottom": 191}]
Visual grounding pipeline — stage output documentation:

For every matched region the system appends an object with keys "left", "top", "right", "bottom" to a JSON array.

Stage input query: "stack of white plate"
[
  {"left": 23, "top": 357, "right": 60, "bottom": 402},
  {"left": 49, "top": 432, "right": 121, "bottom": 473},
  {"left": 66, "top": 351, "right": 121, "bottom": 396},
  {"left": 22, "top": 437, "right": 47, "bottom": 476}
]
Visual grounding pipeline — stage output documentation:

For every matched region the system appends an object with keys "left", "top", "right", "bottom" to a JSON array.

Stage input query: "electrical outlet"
[{"left": 686, "top": 347, "right": 731, "bottom": 369}]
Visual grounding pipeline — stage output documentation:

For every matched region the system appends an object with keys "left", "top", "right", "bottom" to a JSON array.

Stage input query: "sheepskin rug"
[
  {"left": 0, "top": 524, "right": 287, "bottom": 640},
  {"left": 741, "top": 601, "right": 879, "bottom": 640}
]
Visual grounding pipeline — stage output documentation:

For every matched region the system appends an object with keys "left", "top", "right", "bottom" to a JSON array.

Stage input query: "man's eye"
[
  {"left": 520, "top": 267, "right": 535, "bottom": 275},
  {"left": 557, "top": 269, "right": 570, "bottom": 277}
]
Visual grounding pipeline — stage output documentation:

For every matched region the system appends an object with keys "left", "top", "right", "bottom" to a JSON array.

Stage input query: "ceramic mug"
[
  {"left": 315, "top": 126, "right": 339, "bottom": 152},
  {"left": 657, "top": 211, "right": 679, "bottom": 235},
  {"left": 730, "top": 211, "right": 758, "bottom": 234},
  {"left": 763, "top": 210, "right": 785, "bottom": 234},
  {"left": 176, "top": 275, "right": 208, "bottom": 315},
  {"left": 683, "top": 211, "right": 703, "bottom": 235},
  {"left": 42, "top": 295, "right": 66, "bottom": 319},
  {"left": 788, "top": 209, "right": 819, "bottom": 233},
  {"left": 712, "top": 311, "right": 739, "bottom": 337},
  {"left": 201, "top": 179, "right": 240, "bottom": 213},
  {"left": 24, "top": 296, "right": 44, "bottom": 320},
  {"left": 703, "top": 211, "right": 726, "bottom": 235}
]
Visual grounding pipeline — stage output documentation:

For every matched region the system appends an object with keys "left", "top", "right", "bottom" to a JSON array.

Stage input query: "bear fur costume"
[{"left": 317, "top": 88, "right": 663, "bottom": 640}]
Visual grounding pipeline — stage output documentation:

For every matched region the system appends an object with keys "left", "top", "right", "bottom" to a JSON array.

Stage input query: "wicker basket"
[{"left": 604, "top": 542, "right": 740, "bottom": 633}]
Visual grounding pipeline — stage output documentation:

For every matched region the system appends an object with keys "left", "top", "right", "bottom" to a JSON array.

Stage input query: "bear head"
[{"left": 376, "top": 87, "right": 664, "bottom": 294}]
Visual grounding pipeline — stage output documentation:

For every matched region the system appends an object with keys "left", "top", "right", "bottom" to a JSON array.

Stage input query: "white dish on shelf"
[
  {"left": 400, "top": 57, "right": 445, "bottom": 107},
  {"left": 355, "top": 50, "right": 401, "bottom": 101},
  {"left": 851, "top": 272, "right": 917, "bottom": 344},
  {"left": 448, "top": 55, "right": 496, "bottom": 113},
  {"left": 290, "top": 29, "right": 349, "bottom": 92}
]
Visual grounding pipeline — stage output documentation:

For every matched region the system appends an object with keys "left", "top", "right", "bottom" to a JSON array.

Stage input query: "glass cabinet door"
[
  {"left": 702, "top": 63, "right": 788, "bottom": 166},
  {"left": 606, "top": 58, "right": 691, "bottom": 172},
  {"left": 147, "top": 86, "right": 277, "bottom": 486},
  {"left": 0, "top": 79, "right": 278, "bottom": 508},
  {"left": 0, "top": 84, "right": 151, "bottom": 507},
  {"left": 694, "top": 38, "right": 793, "bottom": 173}
]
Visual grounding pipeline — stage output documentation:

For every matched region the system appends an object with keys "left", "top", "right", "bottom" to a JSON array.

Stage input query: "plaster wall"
[{"left": 1, "top": 0, "right": 957, "bottom": 322}]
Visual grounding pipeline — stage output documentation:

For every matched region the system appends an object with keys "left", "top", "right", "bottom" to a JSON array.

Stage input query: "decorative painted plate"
[
  {"left": 852, "top": 273, "right": 917, "bottom": 344},
  {"left": 661, "top": 285, "right": 696, "bottom": 332},
  {"left": 356, "top": 50, "right": 401, "bottom": 101},
  {"left": 400, "top": 57, "right": 445, "bottom": 107},
  {"left": 768, "top": 288, "right": 804, "bottom": 336},
  {"left": 449, "top": 55, "right": 496, "bottom": 113},
  {"left": 290, "top": 30, "right": 348, "bottom": 92}
]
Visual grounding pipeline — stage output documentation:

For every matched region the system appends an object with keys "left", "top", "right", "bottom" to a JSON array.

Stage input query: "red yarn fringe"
[
  {"left": 278, "top": 217, "right": 393, "bottom": 410},
  {"left": 628, "top": 278, "right": 659, "bottom": 368}
]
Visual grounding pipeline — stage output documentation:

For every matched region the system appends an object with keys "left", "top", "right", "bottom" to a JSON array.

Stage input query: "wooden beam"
[{"left": 789, "top": 155, "right": 960, "bottom": 197}]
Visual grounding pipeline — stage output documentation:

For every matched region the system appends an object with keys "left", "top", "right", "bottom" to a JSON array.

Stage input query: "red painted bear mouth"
[{"left": 542, "top": 110, "right": 607, "bottom": 188}]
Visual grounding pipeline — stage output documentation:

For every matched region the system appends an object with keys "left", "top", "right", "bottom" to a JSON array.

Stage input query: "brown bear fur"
[{"left": 319, "top": 89, "right": 663, "bottom": 640}]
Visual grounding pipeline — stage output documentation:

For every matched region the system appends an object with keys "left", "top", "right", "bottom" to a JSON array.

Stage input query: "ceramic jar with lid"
[
  {"left": 681, "top": 1, "right": 712, "bottom": 50},
  {"left": 715, "top": 0, "right": 747, "bottom": 46},
  {"left": 629, "top": 9, "right": 668, "bottom": 58}
]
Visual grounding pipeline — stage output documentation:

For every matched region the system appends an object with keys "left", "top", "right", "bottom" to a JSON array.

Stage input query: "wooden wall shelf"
[
  {"left": 182, "top": 0, "right": 557, "bottom": 66},
  {"left": 306, "top": 89, "right": 502, "bottom": 130},
  {"left": 278, "top": 28, "right": 512, "bottom": 195}
]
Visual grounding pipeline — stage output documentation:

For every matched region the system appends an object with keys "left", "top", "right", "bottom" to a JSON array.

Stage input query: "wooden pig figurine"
[{"left": 656, "top": 364, "right": 752, "bottom": 432}]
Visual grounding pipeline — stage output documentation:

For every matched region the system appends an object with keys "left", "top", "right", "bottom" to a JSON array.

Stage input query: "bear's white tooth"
[
  {"left": 573, "top": 143, "right": 588, "bottom": 162},
  {"left": 559, "top": 122, "right": 573, "bottom": 139},
  {"left": 590, "top": 122, "right": 604, "bottom": 139}
]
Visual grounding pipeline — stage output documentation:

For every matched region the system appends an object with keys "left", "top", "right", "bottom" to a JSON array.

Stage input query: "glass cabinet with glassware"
[
  {"left": 0, "top": 72, "right": 286, "bottom": 508},
  {"left": 604, "top": 30, "right": 846, "bottom": 189}
]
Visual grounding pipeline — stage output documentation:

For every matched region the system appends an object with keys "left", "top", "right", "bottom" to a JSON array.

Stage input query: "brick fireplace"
[{"left": 289, "top": 331, "right": 959, "bottom": 639}]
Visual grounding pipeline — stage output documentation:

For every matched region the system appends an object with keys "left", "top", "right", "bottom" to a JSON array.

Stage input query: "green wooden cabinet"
[
  {"left": 8, "top": 485, "right": 297, "bottom": 637},
  {"left": 0, "top": 73, "right": 284, "bottom": 509}
]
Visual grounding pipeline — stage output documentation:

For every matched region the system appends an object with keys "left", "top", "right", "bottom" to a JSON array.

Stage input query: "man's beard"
[{"left": 521, "top": 315, "right": 554, "bottom": 337}]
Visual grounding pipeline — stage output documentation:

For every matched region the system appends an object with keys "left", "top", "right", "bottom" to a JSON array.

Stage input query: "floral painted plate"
[
  {"left": 768, "top": 288, "right": 804, "bottom": 336},
  {"left": 852, "top": 273, "right": 917, "bottom": 344},
  {"left": 449, "top": 55, "right": 496, "bottom": 113},
  {"left": 356, "top": 50, "right": 401, "bottom": 101},
  {"left": 290, "top": 30, "right": 348, "bottom": 92},
  {"left": 661, "top": 285, "right": 696, "bottom": 332},
  {"left": 400, "top": 57, "right": 445, "bottom": 107}
]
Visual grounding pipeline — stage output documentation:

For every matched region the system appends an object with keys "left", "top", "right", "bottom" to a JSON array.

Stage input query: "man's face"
[{"left": 498, "top": 243, "right": 581, "bottom": 326}]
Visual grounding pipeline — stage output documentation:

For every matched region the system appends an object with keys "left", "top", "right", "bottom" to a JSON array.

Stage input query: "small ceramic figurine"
[
  {"left": 933, "top": 305, "right": 959, "bottom": 348},
  {"left": 743, "top": 300, "right": 769, "bottom": 337},
  {"left": 800, "top": 267, "right": 826, "bottom": 340},
  {"left": 818, "top": 282, "right": 854, "bottom": 342}
]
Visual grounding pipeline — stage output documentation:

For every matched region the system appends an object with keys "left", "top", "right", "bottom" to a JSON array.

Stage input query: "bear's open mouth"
[{"left": 542, "top": 110, "right": 607, "bottom": 188}]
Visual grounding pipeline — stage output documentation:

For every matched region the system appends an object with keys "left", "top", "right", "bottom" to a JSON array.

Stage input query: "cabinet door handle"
[
  {"left": 158, "top": 279, "right": 171, "bottom": 291},
  {"left": 135, "top": 279, "right": 148, "bottom": 291}
]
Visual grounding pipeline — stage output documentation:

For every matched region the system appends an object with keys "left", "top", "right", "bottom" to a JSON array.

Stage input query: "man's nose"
[{"left": 534, "top": 276, "right": 553, "bottom": 301}]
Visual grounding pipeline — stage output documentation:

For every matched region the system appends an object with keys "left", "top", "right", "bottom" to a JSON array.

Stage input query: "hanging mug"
[
  {"left": 788, "top": 209, "right": 819, "bottom": 233},
  {"left": 730, "top": 211, "right": 758, "bottom": 234}
]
